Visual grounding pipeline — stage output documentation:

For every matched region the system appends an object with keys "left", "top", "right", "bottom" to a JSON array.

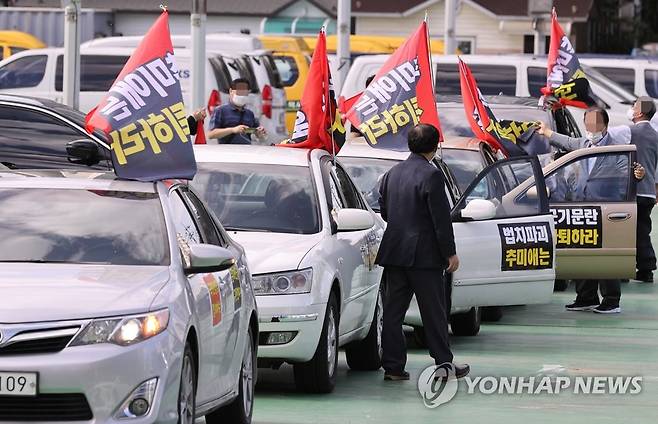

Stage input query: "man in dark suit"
[
  {"left": 629, "top": 97, "right": 658, "bottom": 282},
  {"left": 376, "top": 123, "right": 469, "bottom": 381}
]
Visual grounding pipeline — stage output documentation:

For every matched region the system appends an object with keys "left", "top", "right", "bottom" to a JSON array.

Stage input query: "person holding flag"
[
  {"left": 280, "top": 28, "right": 345, "bottom": 153},
  {"left": 85, "top": 9, "right": 196, "bottom": 181}
]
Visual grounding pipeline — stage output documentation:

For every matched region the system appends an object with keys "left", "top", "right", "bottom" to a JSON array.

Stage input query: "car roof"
[
  {"left": 0, "top": 170, "right": 158, "bottom": 193},
  {"left": 436, "top": 95, "right": 542, "bottom": 108},
  {"left": 193, "top": 145, "right": 317, "bottom": 167},
  {"left": 337, "top": 140, "right": 410, "bottom": 160},
  {"left": 337, "top": 137, "right": 482, "bottom": 160}
]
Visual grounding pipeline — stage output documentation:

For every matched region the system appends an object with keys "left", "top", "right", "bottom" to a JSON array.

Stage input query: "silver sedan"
[{"left": 0, "top": 170, "right": 258, "bottom": 424}]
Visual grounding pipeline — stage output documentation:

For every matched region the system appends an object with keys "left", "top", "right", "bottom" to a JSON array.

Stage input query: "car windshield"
[
  {"left": 440, "top": 149, "right": 487, "bottom": 193},
  {"left": 339, "top": 157, "right": 400, "bottom": 212},
  {"left": 0, "top": 188, "right": 169, "bottom": 265},
  {"left": 192, "top": 163, "right": 320, "bottom": 234},
  {"left": 438, "top": 106, "right": 547, "bottom": 137}
]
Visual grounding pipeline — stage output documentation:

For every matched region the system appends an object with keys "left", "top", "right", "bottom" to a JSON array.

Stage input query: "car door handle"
[{"left": 607, "top": 212, "right": 631, "bottom": 221}]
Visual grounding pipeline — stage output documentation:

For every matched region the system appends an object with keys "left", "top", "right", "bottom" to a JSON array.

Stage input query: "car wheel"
[
  {"left": 293, "top": 293, "right": 339, "bottom": 393},
  {"left": 206, "top": 327, "right": 255, "bottom": 424},
  {"left": 481, "top": 306, "right": 503, "bottom": 322},
  {"left": 450, "top": 307, "right": 481, "bottom": 337},
  {"left": 554, "top": 279, "right": 569, "bottom": 292},
  {"left": 178, "top": 343, "right": 197, "bottom": 424},
  {"left": 345, "top": 287, "right": 383, "bottom": 371}
]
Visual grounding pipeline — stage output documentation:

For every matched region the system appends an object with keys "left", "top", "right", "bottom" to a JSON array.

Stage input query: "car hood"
[
  {"left": 0, "top": 264, "right": 170, "bottom": 323},
  {"left": 228, "top": 231, "right": 323, "bottom": 275}
]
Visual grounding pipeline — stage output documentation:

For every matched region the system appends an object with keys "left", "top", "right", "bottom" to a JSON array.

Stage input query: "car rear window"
[
  {"left": 256, "top": 54, "right": 284, "bottom": 88},
  {"left": 226, "top": 57, "right": 259, "bottom": 94},
  {"left": 0, "top": 188, "right": 169, "bottom": 265},
  {"left": 593, "top": 66, "right": 636, "bottom": 93},
  {"left": 55, "top": 55, "right": 129, "bottom": 92},
  {"left": 273, "top": 55, "right": 299, "bottom": 87},
  {"left": 209, "top": 56, "right": 231, "bottom": 93},
  {"left": 645, "top": 69, "right": 658, "bottom": 98},
  {"left": 436, "top": 63, "right": 516, "bottom": 96},
  {"left": 0, "top": 55, "right": 47, "bottom": 89}
]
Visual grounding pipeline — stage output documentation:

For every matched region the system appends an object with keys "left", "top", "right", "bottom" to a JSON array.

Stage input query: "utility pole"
[
  {"left": 444, "top": 0, "right": 457, "bottom": 55},
  {"left": 62, "top": 0, "right": 80, "bottom": 109},
  {"left": 336, "top": 0, "right": 351, "bottom": 92},
  {"left": 529, "top": 0, "right": 552, "bottom": 55},
  {"left": 191, "top": 0, "right": 207, "bottom": 112}
]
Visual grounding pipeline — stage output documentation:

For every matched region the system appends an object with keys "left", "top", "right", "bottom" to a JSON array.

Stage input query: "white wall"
[
  {"left": 354, "top": 1, "right": 526, "bottom": 54},
  {"left": 277, "top": 0, "right": 330, "bottom": 18},
  {"left": 113, "top": 12, "right": 263, "bottom": 37}
]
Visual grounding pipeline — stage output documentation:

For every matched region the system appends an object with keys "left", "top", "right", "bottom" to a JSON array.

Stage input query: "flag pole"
[
  {"left": 323, "top": 25, "right": 337, "bottom": 166},
  {"left": 425, "top": 11, "right": 442, "bottom": 158}
]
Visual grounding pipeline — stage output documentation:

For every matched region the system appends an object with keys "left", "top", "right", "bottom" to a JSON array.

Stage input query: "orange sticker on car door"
[{"left": 203, "top": 274, "right": 222, "bottom": 326}]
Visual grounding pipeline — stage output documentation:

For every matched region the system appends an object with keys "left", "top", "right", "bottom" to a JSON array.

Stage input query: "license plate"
[{"left": 0, "top": 372, "right": 38, "bottom": 396}]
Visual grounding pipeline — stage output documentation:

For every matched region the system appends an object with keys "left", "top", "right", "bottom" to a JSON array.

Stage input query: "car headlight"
[
  {"left": 70, "top": 309, "right": 169, "bottom": 347},
  {"left": 252, "top": 268, "right": 312, "bottom": 295}
]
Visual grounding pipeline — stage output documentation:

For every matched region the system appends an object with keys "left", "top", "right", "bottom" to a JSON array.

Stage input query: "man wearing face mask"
[
  {"left": 537, "top": 108, "right": 645, "bottom": 313},
  {"left": 628, "top": 97, "right": 658, "bottom": 283},
  {"left": 208, "top": 78, "right": 267, "bottom": 144}
]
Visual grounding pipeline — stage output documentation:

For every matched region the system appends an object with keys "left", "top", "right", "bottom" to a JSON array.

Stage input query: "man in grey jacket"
[
  {"left": 628, "top": 97, "right": 658, "bottom": 283},
  {"left": 537, "top": 107, "right": 644, "bottom": 313}
]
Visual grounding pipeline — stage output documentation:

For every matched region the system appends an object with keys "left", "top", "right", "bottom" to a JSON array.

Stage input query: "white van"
[
  {"left": 83, "top": 35, "right": 288, "bottom": 142},
  {"left": 341, "top": 54, "right": 648, "bottom": 132},
  {"left": 580, "top": 56, "right": 658, "bottom": 99},
  {"left": 0, "top": 47, "right": 231, "bottom": 115}
]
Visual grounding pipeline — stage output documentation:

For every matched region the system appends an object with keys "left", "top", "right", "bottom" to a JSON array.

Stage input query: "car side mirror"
[
  {"left": 460, "top": 199, "right": 496, "bottom": 221},
  {"left": 184, "top": 244, "right": 236, "bottom": 275},
  {"left": 334, "top": 208, "right": 374, "bottom": 232},
  {"left": 66, "top": 139, "right": 103, "bottom": 166}
]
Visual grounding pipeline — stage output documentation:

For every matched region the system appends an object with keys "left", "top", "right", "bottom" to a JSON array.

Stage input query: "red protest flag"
[
  {"left": 542, "top": 8, "right": 594, "bottom": 109},
  {"left": 85, "top": 10, "right": 196, "bottom": 181},
  {"left": 280, "top": 29, "right": 345, "bottom": 152},
  {"left": 459, "top": 58, "right": 548, "bottom": 156},
  {"left": 194, "top": 119, "right": 206, "bottom": 144},
  {"left": 346, "top": 21, "right": 440, "bottom": 150},
  {"left": 458, "top": 58, "right": 505, "bottom": 152}
]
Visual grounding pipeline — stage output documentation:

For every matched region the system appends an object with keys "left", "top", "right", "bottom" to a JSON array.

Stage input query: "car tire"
[
  {"left": 450, "top": 307, "right": 481, "bottom": 337},
  {"left": 345, "top": 288, "right": 383, "bottom": 371},
  {"left": 481, "top": 306, "right": 503, "bottom": 322},
  {"left": 178, "top": 343, "right": 197, "bottom": 424},
  {"left": 554, "top": 279, "right": 569, "bottom": 292},
  {"left": 293, "top": 293, "right": 339, "bottom": 393},
  {"left": 206, "top": 327, "right": 256, "bottom": 424}
]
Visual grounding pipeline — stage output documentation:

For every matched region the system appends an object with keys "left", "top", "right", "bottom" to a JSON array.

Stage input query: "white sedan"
[
  {"left": 0, "top": 170, "right": 258, "bottom": 424},
  {"left": 192, "top": 145, "right": 385, "bottom": 393},
  {"left": 338, "top": 141, "right": 557, "bottom": 337}
]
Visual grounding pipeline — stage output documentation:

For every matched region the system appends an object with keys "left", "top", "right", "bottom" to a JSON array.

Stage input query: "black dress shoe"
[
  {"left": 434, "top": 363, "right": 470, "bottom": 381},
  {"left": 384, "top": 370, "right": 410, "bottom": 381},
  {"left": 635, "top": 271, "right": 654, "bottom": 283}
]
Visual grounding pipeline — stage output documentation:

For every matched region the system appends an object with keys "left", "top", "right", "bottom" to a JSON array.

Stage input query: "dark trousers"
[
  {"left": 381, "top": 267, "right": 453, "bottom": 373},
  {"left": 574, "top": 279, "right": 621, "bottom": 307},
  {"left": 636, "top": 196, "right": 656, "bottom": 272}
]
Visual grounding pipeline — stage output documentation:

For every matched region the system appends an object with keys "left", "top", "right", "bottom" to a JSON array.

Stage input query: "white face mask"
[
  {"left": 627, "top": 108, "right": 636, "bottom": 121},
  {"left": 586, "top": 131, "right": 604, "bottom": 144},
  {"left": 232, "top": 94, "right": 249, "bottom": 107}
]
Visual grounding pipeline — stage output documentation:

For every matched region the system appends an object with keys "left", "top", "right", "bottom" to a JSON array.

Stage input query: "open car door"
[
  {"left": 449, "top": 156, "right": 556, "bottom": 310},
  {"left": 542, "top": 145, "right": 637, "bottom": 279}
]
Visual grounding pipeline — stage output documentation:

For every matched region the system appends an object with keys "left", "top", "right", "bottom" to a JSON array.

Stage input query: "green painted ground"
[{"left": 247, "top": 213, "right": 658, "bottom": 424}]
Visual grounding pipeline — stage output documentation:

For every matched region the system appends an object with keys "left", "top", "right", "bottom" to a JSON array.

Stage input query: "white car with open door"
[
  {"left": 191, "top": 145, "right": 385, "bottom": 394},
  {"left": 339, "top": 142, "right": 556, "bottom": 338}
]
